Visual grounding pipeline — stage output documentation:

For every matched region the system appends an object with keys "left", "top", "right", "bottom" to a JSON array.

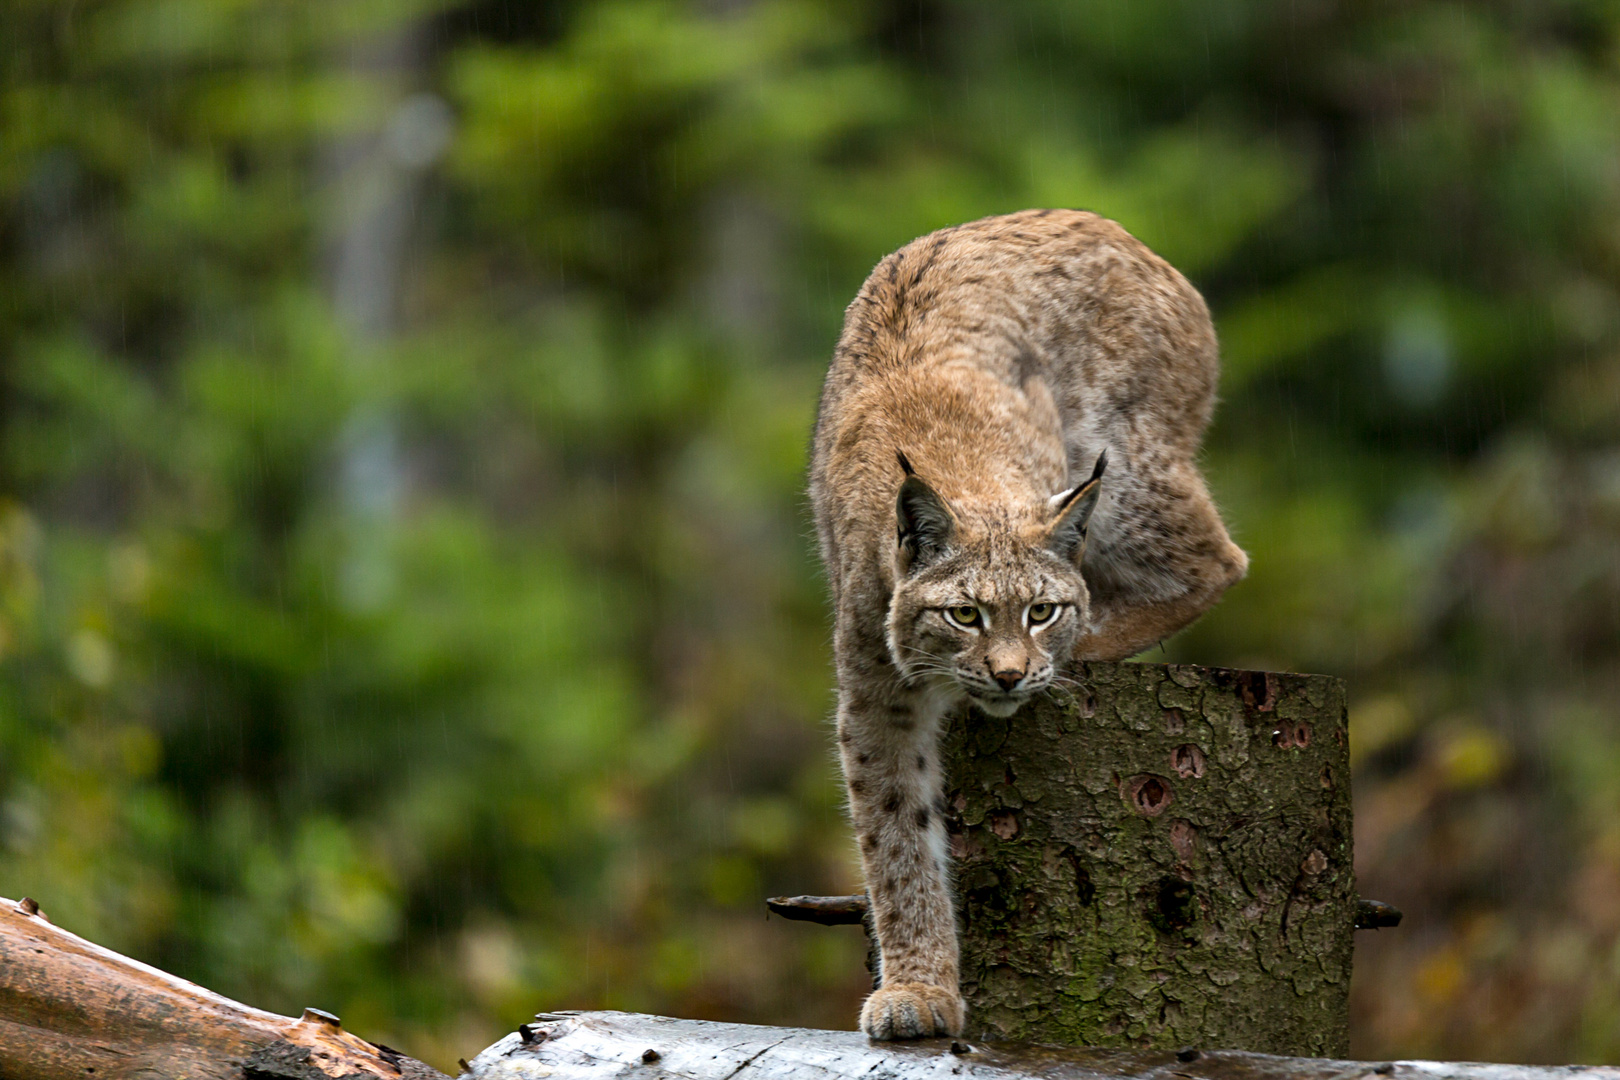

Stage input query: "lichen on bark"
[{"left": 943, "top": 661, "right": 1353, "bottom": 1056}]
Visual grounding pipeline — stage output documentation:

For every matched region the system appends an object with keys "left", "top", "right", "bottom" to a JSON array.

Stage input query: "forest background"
[{"left": 6, "top": 0, "right": 1620, "bottom": 1071}]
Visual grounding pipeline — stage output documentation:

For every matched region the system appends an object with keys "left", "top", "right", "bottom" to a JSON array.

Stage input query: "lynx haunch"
[{"left": 810, "top": 209, "right": 1247, "bottom": 1039}]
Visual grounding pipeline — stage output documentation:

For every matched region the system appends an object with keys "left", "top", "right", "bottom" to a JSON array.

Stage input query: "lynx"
[{"left": 810, "top": 209, "right": 1247, "bottom": 1039}]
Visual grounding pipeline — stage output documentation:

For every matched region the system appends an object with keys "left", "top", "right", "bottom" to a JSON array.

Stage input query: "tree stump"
[{"left": 942, "top": 661, "right": 1353, "bottom": 1056}]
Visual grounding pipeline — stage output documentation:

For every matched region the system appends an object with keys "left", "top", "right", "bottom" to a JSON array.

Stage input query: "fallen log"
[
  {"left": 462, "top": 1010, "right": 1620, "bottom": 1080},
  {"left": 0, "top": 895, "right": 449, "bottom": 1080}
]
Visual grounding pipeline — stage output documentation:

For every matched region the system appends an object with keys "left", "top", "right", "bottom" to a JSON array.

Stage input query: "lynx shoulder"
[{"left": 809, "top": 209, "right": 1246, "bottom": 1039}]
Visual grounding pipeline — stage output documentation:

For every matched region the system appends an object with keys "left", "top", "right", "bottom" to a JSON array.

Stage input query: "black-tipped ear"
[
  {"left": 897, "top": 474, "right": 955, "bottom": 573},
  {"left": 1046, "top": 450, "right": 1107, "bottom": 561}
]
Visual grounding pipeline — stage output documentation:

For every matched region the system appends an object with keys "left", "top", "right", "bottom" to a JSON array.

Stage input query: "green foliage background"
[{"left": 5, "top": 0, "right": 1620, "bottom": 1067}]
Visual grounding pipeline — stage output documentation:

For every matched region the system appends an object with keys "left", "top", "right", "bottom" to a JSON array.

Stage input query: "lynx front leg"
[{"left": 837, "top": 693, "right": 964, "bottom": 1040}]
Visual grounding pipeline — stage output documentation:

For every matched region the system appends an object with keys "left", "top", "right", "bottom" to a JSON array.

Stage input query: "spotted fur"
[{"left": 810, "top": 210, "right": 1247, "bottom": 1039}]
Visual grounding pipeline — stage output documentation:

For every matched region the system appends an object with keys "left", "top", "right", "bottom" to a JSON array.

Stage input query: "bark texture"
[
  {"left": 464, "top": 1011, "right": 1620, "bottom": 1080},
  {"left": 943, "top": 661, "right": 1353, "bottom": 1055}
]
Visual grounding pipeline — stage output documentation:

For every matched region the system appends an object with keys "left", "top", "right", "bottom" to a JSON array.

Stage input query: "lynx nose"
[{"left": 991, "top": 667, "right": 1025, "bottom": 691}]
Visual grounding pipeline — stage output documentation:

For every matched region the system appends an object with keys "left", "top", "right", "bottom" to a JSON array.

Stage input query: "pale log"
[{"left": 463, "top": 1010, "right": 1620, "bottom": 1080}]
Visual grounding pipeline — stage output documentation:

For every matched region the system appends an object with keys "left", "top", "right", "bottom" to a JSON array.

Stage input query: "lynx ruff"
[{"left": 810, "top": 209, "right": 1247, "bottom": 1040}]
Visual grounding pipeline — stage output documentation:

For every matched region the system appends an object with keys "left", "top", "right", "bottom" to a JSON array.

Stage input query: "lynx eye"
[
  {"left": 945, "top": 605, "right": 982, "bottom": 628},
  {"left": 1027, "top": 602, "right": 1057, "bottom": 625}
]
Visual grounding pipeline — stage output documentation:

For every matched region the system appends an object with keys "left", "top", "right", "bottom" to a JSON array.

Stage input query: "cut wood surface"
[
  {"left": 0, "top": 895, "right": 449, "bottom": 1080},
  {"left": 464, "top": 1011, "right": 1620, "bottom": 1080}
]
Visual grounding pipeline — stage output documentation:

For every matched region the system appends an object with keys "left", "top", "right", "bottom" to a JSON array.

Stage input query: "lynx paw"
[{"left": 859, "top": 982, "right": 965, "bottom": 1040}]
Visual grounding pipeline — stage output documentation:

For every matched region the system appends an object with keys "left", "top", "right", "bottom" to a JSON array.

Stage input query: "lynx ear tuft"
[
  {"left": 1083, "top": 448, "right": 1108, "bottom": 487},
  {"left": 896, "top": 449, "right": 915, "bottom": 477},
  {"left": 1046, "top": 450, "right": 1107, "bottom": 561},
  {"left": 896, "top": 473, "right": 954, "bottom": 573}
]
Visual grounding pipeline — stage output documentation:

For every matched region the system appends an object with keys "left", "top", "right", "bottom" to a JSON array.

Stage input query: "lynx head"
[{"left": 886, "top": 451, "right": 1105, "bottom": 717}]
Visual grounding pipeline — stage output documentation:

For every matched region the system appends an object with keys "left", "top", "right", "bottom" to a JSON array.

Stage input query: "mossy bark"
[{"left": 942, "top": 661, "right": 1352, "bottom": 1056}]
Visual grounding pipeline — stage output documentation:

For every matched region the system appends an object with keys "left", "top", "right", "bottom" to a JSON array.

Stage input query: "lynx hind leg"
[{"left": 1076, "top": 460, "right": 1247, "bottom": 661}]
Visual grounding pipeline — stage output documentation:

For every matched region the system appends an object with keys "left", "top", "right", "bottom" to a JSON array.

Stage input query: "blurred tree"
[{"left": 2, "top": 0, "right": 1620, "bottom": 1068}]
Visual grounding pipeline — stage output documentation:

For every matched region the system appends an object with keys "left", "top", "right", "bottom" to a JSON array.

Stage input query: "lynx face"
[
  {"left": 884, "top": 453, "right": 1105, "bottom": 717},
  {"left": 888, "top": 545, "right": 1089, "bottom": 716}
]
